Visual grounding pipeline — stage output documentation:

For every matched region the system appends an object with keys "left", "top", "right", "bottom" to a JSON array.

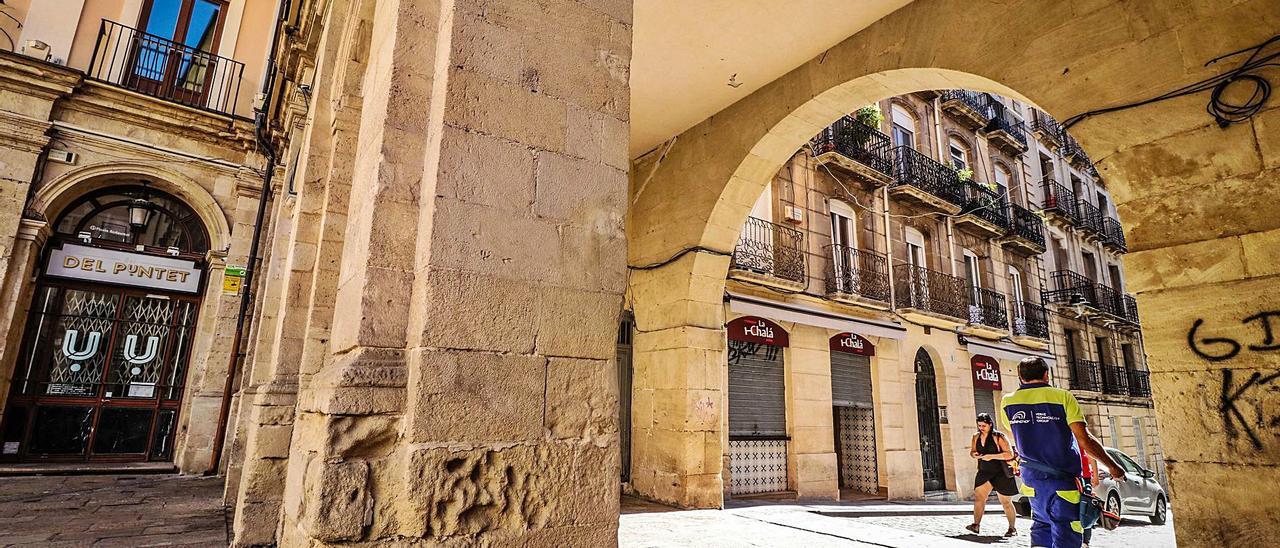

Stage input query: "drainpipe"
[
  {"left": 933, "top": 96, "right": 958, "bottom": 277},
  {"left": 882, "top": 186, "right": 894, "bottom": 306},
  {"left": 209, "top": 0, "right": 292, "bottom": 473}
]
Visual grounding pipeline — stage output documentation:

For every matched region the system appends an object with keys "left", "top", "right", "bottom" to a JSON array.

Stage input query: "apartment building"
[{"left": 621, "top": 89, "right": 1164, "bottom": 503}]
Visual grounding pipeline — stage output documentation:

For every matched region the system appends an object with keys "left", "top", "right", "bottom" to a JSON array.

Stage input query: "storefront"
[
  {"left": 829, "top": 332, "right": 878, "bottom": 495},
  {"left": 971, "top": 355, "right": 1003, "bottom": 421},
  {"left": 1, "top": 186, "right": 209, "bottom": 463},
  {"left": 726, "top": 316, "right": 789, "bottom": 496}
]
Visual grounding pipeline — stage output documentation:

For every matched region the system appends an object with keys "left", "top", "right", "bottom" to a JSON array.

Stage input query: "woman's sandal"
[
  {"left": 1004, "top": 527, "right": 1017, "bottom": 537},
  {"left": 965, "top": 523, "right": 980, "bottom": 534}
]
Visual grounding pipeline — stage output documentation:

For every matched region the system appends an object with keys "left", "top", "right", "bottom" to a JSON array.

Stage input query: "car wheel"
[
  {"left": 1107, "top": 492, "right": 1122, "bottom": 523},
  {"left": 1015, "top": 498, "right": 1032, "bottom": 517},
  {"left": 1150, "top": 495, "right": 1167, "bottom": 525}
]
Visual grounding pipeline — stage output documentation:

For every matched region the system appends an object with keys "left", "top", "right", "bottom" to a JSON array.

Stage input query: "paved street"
[
  {"left": 621, "top": 497, "right": 1175, "bottom": 547},
  {"left": 0, "top": 475, "right": 226, "bottom": 547}
]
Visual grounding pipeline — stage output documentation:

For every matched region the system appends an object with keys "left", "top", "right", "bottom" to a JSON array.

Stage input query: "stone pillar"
[
  {"left": 784, "top": 325, "right": 838, "bottom": 500},
  {"left": 0, "top": 221, "right": 50, "bottom": 407},
  {"left": 1094, "top": 101, "right": 1280, "bottom": 546},
  {"left": 273, "top": 0, "right": 631, "bottom": 545},
  {"left": 628, "top": 252, "right": 726, "bottom": 509}
]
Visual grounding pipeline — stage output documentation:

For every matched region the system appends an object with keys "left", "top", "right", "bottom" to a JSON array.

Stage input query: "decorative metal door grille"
[
  {"left": 728, "top": 439, "right": 788, "bottom": 495},
  {"left": 915, "top": 349, "right": 946, "bottom": 492},
  {"left": 837, "top": 406, "right": 878, "bottom": 494}
]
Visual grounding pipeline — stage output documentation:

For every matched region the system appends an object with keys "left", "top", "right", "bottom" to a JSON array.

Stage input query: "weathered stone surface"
[
  {"left": 408, "top": 349, "right": 545, "bottom": 443},
  {"left": 302, "top": 459, "right": 371, "bottom": 542},
  {"left": 545, "top": 357, "right": 618, "bottom": 442}
]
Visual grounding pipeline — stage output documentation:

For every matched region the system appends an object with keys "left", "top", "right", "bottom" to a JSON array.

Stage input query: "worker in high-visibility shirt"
[{"left": 1000, "top": 357, "right": 1125, "bottom": 548}]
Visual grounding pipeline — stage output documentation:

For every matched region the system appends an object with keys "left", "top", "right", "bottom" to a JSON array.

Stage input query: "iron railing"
[
  {"left": 88, "top": 20, "right": 245, "bottom": 117},
  {"left": 1122, "top": 294, "right": 1140, "bottom": 325},
  {"left": 732, "top": 217, "right": 807, "bottom": 284},
  {"left": 1041, "top": 179, "right": 1079, "bottom": 223},
  {"left": 1103, "top": 217, "right": 1127, "bottom": 252},
  {"left": 1128, "top": 369, "right": 1152, "bottom": 397},
  {"left": 811, "top": 116, "right": 895, "bottom": 177},
  {"left": 1095, "top": 283, "right": 1125, "bottom": 317},
  {"left": 986, "top": 102, "right": 1028, "bottom": 148},
  {"left": 1060, "top": 130, "right": 1084, "bottom": 159},
  {"left": 894, "top": 264, "right": 968, "bottom": 319},
  {"left": 1030, "top": 110, "right": 1063, "bottom": 141},
  {"left": 1012, "top": 301, "right": 1051, "bottom": 339},
  {"left": 940, "top": 90, "right": 993, "bottom": 121},
  {"left": 825, "top": 244, "right": 891, "bottom": 302},
  {"left": 961, "top": 182, "right": 1011, "bottom": 229},
  {"left": 1069, "top": 359, "right": 1103, "bottom": 392},
  {"left": 1007, "top": 203, "right": 1046, "bottom": 248},
  {"left": 967, "top": 286, "right": 1009, "bottom": 329},
  {"left": 1043, "top": 270, "right": 1098, "bottom": 307},
  {"left": 1100, "top": 364, "right": 1130, "bottom": 396},
  {"left": 1077, "top": 200, "right": 1105, "bottom": 235},
  {"left": 891, "top": 146, "right": 966, "bottom": 205}
]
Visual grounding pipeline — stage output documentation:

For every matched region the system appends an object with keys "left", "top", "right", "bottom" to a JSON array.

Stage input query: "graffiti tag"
[
  {"left": 1187, "top": 311, "right": 1280, "bottom": 362},
  {"left": 727, "top": 340, "right": 779, "bottom": 365},
  {"left": 1219, "top": 368, "right": 1280, "bottom": 450}
]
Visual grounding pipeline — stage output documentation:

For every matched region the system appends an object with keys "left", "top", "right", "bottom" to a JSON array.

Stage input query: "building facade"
[
  {"left": 622, "top": 90, "right": 1166, "bottom": 504},
  {"left": 0, "top": 0, "right": 277, "bottom": 474}
]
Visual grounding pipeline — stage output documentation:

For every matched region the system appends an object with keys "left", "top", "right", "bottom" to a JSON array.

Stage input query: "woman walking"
[{"left": 966, "top": 413, "right": 1019, "bottom": 537}]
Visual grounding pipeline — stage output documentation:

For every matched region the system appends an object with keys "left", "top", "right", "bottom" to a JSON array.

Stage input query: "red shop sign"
[
  {"left": 971, "top": 355, "right": 1002, "bottom": 391},
  {"left": 829, "top": 332, "right": 876, "bottom": 356},
  {"left": 726, "top": 316, "right": 789, "bottom": 347}
]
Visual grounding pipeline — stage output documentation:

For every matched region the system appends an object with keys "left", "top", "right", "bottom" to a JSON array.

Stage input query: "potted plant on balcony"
[{"left": 854, "top": 104, "right": 884, "bottom": 128}]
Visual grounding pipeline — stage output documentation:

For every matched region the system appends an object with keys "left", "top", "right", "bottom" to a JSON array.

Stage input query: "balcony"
[
  {"left": 955, "top": 182, "right": 1011, "bottom": 237},
  {"left": 1060, "top": 130, "right": 1085, "bottom": 162},
  {"left": 1100, "top": 364, "right": 1130, "bottom": 396},
  {"left": 1102, "top": 217, "right": 1128, "bottom": 253},
  {"left": 1128, "top": 369, "right": 1152, "bottom": 398},
  {"left": 1069, "top": 359, "right": 1103, "bottom": 392},
  {"left": 964, "top": 286, "right": 1009, "bottom": 337},
  {"left": 893, "top": 264, "right": 968, "bottom": 326},
  {"left": 985, "top": 103, "right": 1029, "bottom": 154},
  {"left": 1095, "top": 282, "right": 1125, "bottom": 318},
  {"left": 1012, "top": 301, "right": 1051, "bottom": 342},
  {"left": 1122, "top": 294, "right": 1140, "bottom": 326},
  {"left": 1000, "top": 203, "right": 1047, "bottom": 255},
  {"left": 811, "top": 117, "right": 895, "bottom": 185},
  {"left": 1040, "top": 179, "right": 1079, "bottom": 226},
  {"left": 940, "top": 90, "right": 993, "bottom": 130},
  {"left": 1029, "top": 111, "right": 1063, "bottom": 149},
  {"left": 1042, "top": 270, "right": 1098, "bottom": 310},
  {"left": 730, "top": 217, "right": 807, "bottom": 290},
  {"left": 889, "top": 146, "right": 965, "bottom": 213},
  {"left": 87, "top": 20, "right": 245, "bottom": 117},
  {"left": 1076, "top": 200, "right": 1105, "bottom": 240},
  {"left": 825, "top": 245, "right": 891, "bottom": 306}
]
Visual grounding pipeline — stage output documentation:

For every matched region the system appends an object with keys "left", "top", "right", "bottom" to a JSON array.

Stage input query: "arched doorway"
[
  {"left": 1, "top": 185, "right": 210, "bottom": 463},
  {"left": 913, "top": 348, "right": 945, "bottom": 492}
]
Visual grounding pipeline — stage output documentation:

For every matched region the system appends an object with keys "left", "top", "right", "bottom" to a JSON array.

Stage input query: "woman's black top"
[{"left": 976, "top": 432, "right": 1007, "bottom": 474}]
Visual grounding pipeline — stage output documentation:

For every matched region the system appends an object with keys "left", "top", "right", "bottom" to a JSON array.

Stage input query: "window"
[
  {"left": 905, "top": 227, "right": 926, "bottom": 268},
  {"left": 1039, "top": 153, "right": 1054, "bottom": 181},
  {"left": 963, "top": 250, "right": 981, "bottom": 289},
  {"left": 1121, "top": 343, "right": 1137, "bottom": 370},
  {"left": 829, "top": 200, "right": 857, "bottom": 249},
  {"left": 1082, "top": 251, "right": 1098, "bottom": 282},
  {"left": 1064, "top": 329, "right": 1080, "bottom": 363},
  {"left": 1008, "top": 266, "right": 1025, "bottom": 304},
  {"left": 994, "top": 164, "right": 1011, "bottom": 199},
  {"left": 748, "top": 182, "right": 773, "bottom": 222},
  {"left": 948, "top": 137, "right": 970, "bottom": 171},
  {"left": 1095, "top": 337, "right": 1110, "bottom": 364},
  {"left": 133, "top": 0, "right": 229, "bottom": 101},
  {"left": 891, "top": 104, "right": 916, "bottom": 148},
  {"left": 55, "top": 186, "right": 210, "bottom": 254},
  {"left": 1108, "top": 264, "right": 1123, "bottom": 291},
  {"left": 1097, "top": 192, "right": 1109, "bottom": 217}
]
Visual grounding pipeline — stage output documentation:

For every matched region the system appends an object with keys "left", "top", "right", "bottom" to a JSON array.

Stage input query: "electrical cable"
[
  {"left": 627, "top": 245, "right": 732, "bottom": 271},
  {"left": 1062, "top": 33, "right": 1279, "bottom": 130}
]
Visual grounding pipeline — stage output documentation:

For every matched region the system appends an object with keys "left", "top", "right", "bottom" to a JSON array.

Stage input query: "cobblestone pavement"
[
  {"left": 0, "top": 474, "right": 226, "bottom": 547},
  {"left": 621, "top": 497, "right": 1176, "bottom": 547}
]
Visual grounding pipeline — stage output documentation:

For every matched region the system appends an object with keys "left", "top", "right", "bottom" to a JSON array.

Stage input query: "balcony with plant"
[{"left": 810, "top": 110, "right": 895, "bottom": 185}]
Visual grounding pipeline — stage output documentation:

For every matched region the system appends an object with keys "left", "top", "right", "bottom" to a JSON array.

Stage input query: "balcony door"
[
  {"left": 890, "top": 104, "right": 916, "bottom": 148},
  {"left": 830, "top": 200, "right": 857, "bottom": 290},
  {"left": 132, "top": 0, "right": 228, "bottom": 105},
  {"left": 963, "top": 250, "right": 981, "bottom": 322}
]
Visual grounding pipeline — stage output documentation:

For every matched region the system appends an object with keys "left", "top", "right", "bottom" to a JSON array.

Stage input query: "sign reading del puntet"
[
  {"left": 971, "top": 355, "right": 1002, "bottom": 391},
  {"left": 726, "top": 316, "right": 789, "bottom": 346},
  {"left": 46, "top": 243, "right": 202, "bottom": 294},
  {"left": 829, "top": 332, "right": 876, "bottom": 356}
]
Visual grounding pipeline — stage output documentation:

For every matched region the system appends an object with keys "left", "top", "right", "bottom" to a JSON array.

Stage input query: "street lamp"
[{"left": 128, "top": 184, "right": 153, "bottom": 232}]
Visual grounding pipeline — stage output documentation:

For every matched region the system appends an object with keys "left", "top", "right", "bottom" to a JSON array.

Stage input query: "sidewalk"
[{"left": 620, "top": 496, "right": 1175, "bottom": 547}]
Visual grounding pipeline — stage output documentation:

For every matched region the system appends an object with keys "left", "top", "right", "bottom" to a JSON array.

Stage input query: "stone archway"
[{"left": 627, "top": 1, "right": 1280, "bottom": 544}]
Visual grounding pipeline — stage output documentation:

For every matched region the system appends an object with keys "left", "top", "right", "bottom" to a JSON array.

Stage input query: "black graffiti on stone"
[
  {"left": 728, "top": 340, "right": 780, "bottom": 365},
  {"left": 1219, "top": 368, "right": 1280, "bottom": 450},
  {"left": 1188, "top": 312, "right": 1280, "bottom": 362}
]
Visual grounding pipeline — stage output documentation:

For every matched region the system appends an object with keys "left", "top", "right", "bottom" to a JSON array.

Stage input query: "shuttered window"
[
  {"left": 831, "top": 352, "right": 873, "bottom": 408},
  {"left": 974, "top": 388, "right": 996, "bottom": 423},
  {"left": 728, "top": 341, "right": 787, "bottom": 438}
]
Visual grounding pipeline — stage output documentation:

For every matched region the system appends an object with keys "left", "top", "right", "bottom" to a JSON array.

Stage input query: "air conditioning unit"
[
  {"left": 47, "top": 150, "right": 77, "bottom": 165},
  {"left": 783, "top": 205, "right": 804, "bottom": 223}
]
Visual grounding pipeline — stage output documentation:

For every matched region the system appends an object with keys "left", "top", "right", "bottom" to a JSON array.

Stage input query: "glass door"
[{"left": 132, "top": 0, "right": 228, "bottom": 104}]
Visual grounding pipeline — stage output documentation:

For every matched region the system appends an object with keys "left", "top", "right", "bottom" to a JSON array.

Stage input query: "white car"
[{"left": 1013, "top": 447, "right": 1168, "bottom": 526}]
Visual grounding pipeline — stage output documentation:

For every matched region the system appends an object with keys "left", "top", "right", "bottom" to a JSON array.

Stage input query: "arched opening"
[
  {"left": 913, "top": 347, "right": 945, "bottom": 493},
  {"left": 1, "top": 184, "right": 211, "bottom": 464}
]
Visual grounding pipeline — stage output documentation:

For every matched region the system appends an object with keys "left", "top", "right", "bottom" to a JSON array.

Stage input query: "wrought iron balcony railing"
[
  {"left": 1128, "top": 369, "right": 1152, "bottom": 397},
  {"left": 967, "top": 286, "right": 1009, "bottom": 329},
  {"left": 1012, "top": 301, "right": 1051, "bottom": 339},
  {"left": 88, "top": 19, "right": 245, "bottom": 117},
  {"left": 941, "top": 90, "right": 993, "bottom": 120},
  {"left": 1077, "top": 201, "right": 1105, "bottom": 235},
  {"left": 1007, "top": 203, "right": 1046, "bottom": 248},
  {"left": 811, "top": 116, "right": 895, "bottom": 177},
  {"left": 894, "top": 264, "right": 968, "bottom": 319},
  {"left": 731, "top": 217, "right": 807, "bottom": 284},
  {"left": 1095, "top": 282, "right": 1125, "bottom": 318},
  {"left": 1103, "top": 217, "right": 1128, "bottom": 252},
  {"left": 1060, "top": 130, "right": 1084, "bottom": 159},
  {"left": 1100, "top": 364, "right": 1130, "bottom": 396},
  {"left": 1030, "top": 110, "right": 1063, "bottom": 141},
  {"left": 891, "top": 146, "right": 966, "bottom": 205},
  {"left": 961, "top": 182, "right": 1011, "bottom": 229},
  {"left": 1122, "top": 294, "right": 1140, "bottom": 325},
  {"left": 986, "top": 102, "right": 1029, "bottom": 148},
  {"left": 1042, "top": 270, "right": 1098, "bottom": 307},
  {"left": 1069, "top": 359, "right": 1103, "bottom": 392},
  {"left": 825, "top": 244, "right": 891, "bottom": 302},
  {"left": 1041, "top": 179, "right": 1079, "bottom": 223}
]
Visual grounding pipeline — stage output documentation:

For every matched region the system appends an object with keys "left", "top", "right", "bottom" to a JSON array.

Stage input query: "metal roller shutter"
[
  {"left": 728, "top": 341, "right": 787, "bottom": 437},
  {"left": 974, "top": 388, "right": 996, "bottom": 423},
  {"left": 831, "top": 352, "right": 873, "bottom": 408}
]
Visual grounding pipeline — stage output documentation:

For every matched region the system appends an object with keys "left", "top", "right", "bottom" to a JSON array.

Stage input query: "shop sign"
[
  {"left": 971, "top": 355, "right": 1003, "bottom": 390},
  {"left": 223, "top": 266, "right": 246, "bottom": 295},
  {"left": 47, "top": 243, "right": 202, "bottom": 294},
  {"left": 726, "top": 316, "right": 789, "bottom": 347},
  {"left": 829, "top": 332, "right": 876, "bottom": 356}
]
